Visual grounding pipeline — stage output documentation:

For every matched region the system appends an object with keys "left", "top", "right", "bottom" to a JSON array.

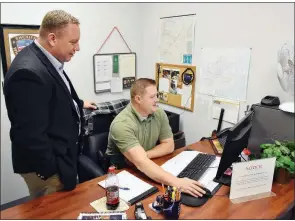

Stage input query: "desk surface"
[{"left": 1, "top": 141, "right": 294, "bottom": 219}]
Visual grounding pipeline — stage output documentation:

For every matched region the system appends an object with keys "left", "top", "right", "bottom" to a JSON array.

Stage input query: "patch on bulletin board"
[{"left": 182, "top": 68, "right": 194, "bottom": 85}]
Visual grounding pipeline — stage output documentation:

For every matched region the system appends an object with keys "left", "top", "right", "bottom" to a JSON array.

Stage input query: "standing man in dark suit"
[{"left": 3, "top": 10, "right": 97, "bottom": 199}]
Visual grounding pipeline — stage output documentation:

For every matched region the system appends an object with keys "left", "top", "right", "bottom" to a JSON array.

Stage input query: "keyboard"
[{"left": 177, "top": 153, "right": 216, "bottom": 181}]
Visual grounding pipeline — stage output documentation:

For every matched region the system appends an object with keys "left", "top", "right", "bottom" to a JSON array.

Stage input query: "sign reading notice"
[{"left": 230, "top": 157, "right": 276, "bottom": 202}]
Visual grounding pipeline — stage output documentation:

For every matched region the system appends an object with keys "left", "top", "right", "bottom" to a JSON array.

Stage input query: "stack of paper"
[{"left": 98, "top": 170, "right": 157, "bottom": 204}]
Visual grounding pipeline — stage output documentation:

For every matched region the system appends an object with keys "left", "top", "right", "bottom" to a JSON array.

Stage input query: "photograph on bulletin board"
[{"left": 155, "top": 63, "right": 196, "bottom": 112}]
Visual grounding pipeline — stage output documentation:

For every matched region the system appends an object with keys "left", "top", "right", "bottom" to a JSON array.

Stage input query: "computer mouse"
[
  {"left": 202, "top": 187, "right": 212, "bottom": 197},
  {"left": 181, "top": 188, "right": 212, "bottom": 207}
]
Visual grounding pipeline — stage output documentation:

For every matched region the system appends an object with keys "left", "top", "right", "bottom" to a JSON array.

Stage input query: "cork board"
[{"left": 155, "top": 63, "right": 196, "bottom": 112}]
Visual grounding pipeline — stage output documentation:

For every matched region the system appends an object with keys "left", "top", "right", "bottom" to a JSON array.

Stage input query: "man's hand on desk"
[{"left": 176, "top": 177, "right": 206, "bottom": 198}]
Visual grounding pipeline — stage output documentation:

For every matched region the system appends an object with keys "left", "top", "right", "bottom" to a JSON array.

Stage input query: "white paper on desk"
[
  {"left": 159, "top": 78, "right": 169, "bottom": 93},
  {"left": 98, "top": 170, "right": 154, "bottom": 203},
  {"left": 111, "top": 77, "right": 123, "bottom": 93},
  {"left": 211, "top": 98, "right": 240, "bottom": 124},
  {"left": 198, "top": 157, "right": 221, "bottom": 192},
  {"left": 229, "top": 157, "right": 276, "bottom": 200},
  {"left": 161, "top": 151, "right": 221, "bottom": 192}
]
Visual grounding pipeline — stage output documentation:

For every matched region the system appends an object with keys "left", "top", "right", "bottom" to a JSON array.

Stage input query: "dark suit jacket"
[{"left": 3, "top": 42, "right": 84, "bottom": 191}]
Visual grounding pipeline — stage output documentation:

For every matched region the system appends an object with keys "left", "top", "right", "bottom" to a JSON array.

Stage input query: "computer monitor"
[{"left": 213, "top": 110, "right": 254, "bottom": 186}]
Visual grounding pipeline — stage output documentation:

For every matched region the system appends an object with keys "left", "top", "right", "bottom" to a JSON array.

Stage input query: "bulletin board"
[
  {"left": 155, "top": 63, "right": 196, "bottom": 112},
  {"left": 93, "top": 52, "right": 136, "bottom": 93}
]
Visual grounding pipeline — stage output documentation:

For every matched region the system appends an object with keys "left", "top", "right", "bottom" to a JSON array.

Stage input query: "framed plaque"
[{"left": 0, "top": 24, "right": 40, "bottom": 76}]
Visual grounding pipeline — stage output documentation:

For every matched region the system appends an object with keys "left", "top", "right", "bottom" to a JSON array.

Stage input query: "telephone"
[
  {"left": 200, "top": 106, "right": 231, "bottom": 154},
  {"left": 261, "top": 96, "right": 280, "bottom": 106},
  {"left": 201, "top": 127, "right": 230, "bottom": 141},
  {"left": 211, "top": 128, "right": 230, "bottom": 139}
]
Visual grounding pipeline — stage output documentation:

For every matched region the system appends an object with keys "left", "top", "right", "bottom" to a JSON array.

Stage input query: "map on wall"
[
  {"left": 158, "top": 14, "right": 195, "bottom": 65},
  {"left": 199, "top": 48, "right": 251, "bottom": 101}
]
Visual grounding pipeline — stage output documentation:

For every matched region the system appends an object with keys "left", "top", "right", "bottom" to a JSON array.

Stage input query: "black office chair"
[{"left": 78, "top": 132, "right": 110, "bottom": 183}]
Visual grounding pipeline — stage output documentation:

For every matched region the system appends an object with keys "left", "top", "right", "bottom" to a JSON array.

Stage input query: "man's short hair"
[
  {"left": 39, "top": 10, "right": 80, "bottom": 37},
  {"left": 130, "top": 78, "right": 156, "bottom": 100}
]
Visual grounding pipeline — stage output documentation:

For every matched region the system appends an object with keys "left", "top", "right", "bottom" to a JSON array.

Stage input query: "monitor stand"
[{"left": 213, "top": 174, "right": 232, "bottom": 186}]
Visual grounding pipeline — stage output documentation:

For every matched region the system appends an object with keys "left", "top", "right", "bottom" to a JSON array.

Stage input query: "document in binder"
[{"left": 98, "top": 170, "right": 158, "bottom": 205}]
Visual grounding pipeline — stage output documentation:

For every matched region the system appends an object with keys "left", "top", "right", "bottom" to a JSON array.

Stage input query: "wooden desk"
[{"left": 1, "top": 141, "right": 294, "bottom": 219}]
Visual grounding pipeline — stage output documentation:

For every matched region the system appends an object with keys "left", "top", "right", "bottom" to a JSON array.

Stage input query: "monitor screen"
[
  {"left": 214, "top": 111, "right": 254, "bottom": 186},
  {"left": 247, "top": 104, "right": 294, "bottom": 157}
]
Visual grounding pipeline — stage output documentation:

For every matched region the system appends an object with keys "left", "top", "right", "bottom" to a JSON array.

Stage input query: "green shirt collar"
[{"left": 130, "top": 103, "right": 154, "bottom": 122}]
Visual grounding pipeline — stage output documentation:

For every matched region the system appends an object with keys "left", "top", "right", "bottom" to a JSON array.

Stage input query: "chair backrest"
[
  {"left": 83, "top": 99, "right": 130, "bottom": 136},
  {"left": 88, "top": 132, "right": 109, "bottom": 171},
  {"left": 89, "top": 132, "right": 109, "bottom": 162}
]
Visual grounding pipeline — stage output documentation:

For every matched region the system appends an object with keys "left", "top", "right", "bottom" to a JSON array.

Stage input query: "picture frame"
[
  {"left": 209, "top": 138, "right": 224, "bottom": 155},
  {"left": 0, "top": 24, "right": 40, "bottom": 76}
]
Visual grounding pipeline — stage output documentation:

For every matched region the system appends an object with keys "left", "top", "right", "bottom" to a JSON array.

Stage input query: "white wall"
[
  {"left": 139, "top": 3, "right": 294, "bottom": 145},
  {"left": 1, "top": 2, "right": 143, "bottom": 205},
  {"left": 1, "top": 2, "right": 294, "bottom": 205}
]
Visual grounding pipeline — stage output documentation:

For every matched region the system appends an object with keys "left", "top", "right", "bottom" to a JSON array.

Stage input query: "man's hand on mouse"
[{"left": 176, "top": 177, "right": 206, "bottom": 197}]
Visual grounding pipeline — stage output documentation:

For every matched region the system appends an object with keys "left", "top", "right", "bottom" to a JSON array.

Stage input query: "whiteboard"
[{"left": 199, "top": 48, "right": 251, "bottom": 101}]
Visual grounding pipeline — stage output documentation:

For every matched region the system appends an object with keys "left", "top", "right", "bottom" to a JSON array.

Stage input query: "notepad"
[{"left": 98, "top": 170, "right": 158, "bottom": 205}]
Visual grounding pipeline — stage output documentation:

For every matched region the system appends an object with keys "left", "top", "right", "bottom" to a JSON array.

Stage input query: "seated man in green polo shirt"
[{"left": 105, "top": 78, "right": 206, "bottom": 197}]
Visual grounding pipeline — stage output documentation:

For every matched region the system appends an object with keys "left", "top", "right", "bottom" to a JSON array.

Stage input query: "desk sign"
[{"left": 230, "top": 157, "right": 276, "bottom": 204}]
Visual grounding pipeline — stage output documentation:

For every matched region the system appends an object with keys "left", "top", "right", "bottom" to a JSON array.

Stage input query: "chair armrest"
[{"left": 78, "top": 155, "right": 106, "bottom": 177}]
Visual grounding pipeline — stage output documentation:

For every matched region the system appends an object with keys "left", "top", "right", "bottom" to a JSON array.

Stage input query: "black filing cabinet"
[{"left": 164, "top": 110, "right": 186, "bottom": 149}]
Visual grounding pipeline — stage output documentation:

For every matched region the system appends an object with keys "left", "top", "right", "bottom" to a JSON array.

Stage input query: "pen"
[{"left": 119, "top": 187, "right": 130, "bottom": 190}]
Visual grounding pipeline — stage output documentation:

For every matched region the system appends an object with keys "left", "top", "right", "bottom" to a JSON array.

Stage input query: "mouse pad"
[{"left": 181, "top": 184, "right": 222, "bottom": 207}]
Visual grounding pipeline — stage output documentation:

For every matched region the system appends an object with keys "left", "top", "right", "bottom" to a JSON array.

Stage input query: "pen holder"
[{"left": 162, "top": 197, "right": 181, "bottom": 220}]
